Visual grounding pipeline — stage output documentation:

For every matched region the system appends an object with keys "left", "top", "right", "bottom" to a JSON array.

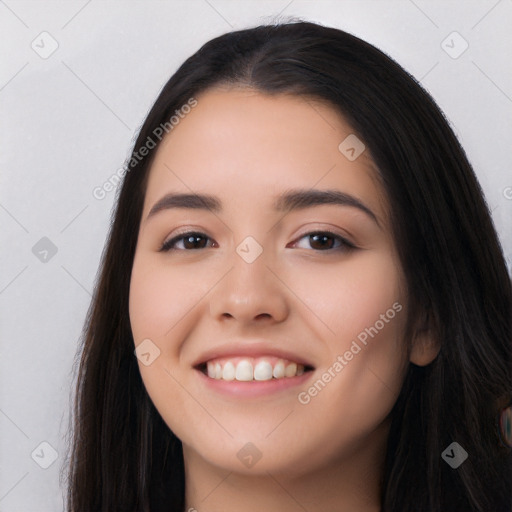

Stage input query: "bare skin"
[{"left": 129, "top": 87, "right": 439, "bottom": 511}]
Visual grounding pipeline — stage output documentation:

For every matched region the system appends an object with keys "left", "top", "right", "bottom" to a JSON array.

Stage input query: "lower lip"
[{"left": 195, "top": 368, "right": 314, "bottom": 398}]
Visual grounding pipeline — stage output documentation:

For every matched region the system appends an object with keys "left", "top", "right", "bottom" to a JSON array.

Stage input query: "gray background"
[{"left": 1, "top": 1, "right": 511, "bottom": 510}]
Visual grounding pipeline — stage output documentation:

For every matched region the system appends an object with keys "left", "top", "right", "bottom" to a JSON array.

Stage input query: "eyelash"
[{"left": 158, "top": 230, "right": 357, "bottom": 253}]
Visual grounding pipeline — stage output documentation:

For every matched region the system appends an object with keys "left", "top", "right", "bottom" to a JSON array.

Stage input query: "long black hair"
[{"left": 65, "top": 20, "right": 512, "bottom": 512}]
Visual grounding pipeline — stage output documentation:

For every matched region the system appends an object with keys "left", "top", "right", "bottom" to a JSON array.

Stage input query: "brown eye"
[
  {"left": 159, "top": 230, "right": 356, "bottom": 253},
  {"left": 159, "top": 232, "right": 215, "bottom": 251},
  {"left": 309, "top": 233, "right": 338, "bottom": 250},
  {"left": 291, "top": 231, "right": 356, "bottom": 252}
]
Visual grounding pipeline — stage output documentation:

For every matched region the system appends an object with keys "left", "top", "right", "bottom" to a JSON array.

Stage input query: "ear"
[{"left": 409, "top": 310, "right": 441, "bottom": 366}]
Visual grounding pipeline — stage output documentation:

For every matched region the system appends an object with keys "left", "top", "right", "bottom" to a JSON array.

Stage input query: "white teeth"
[
  {"left": 207, "top": 362, "right": 216, "bottom": 378},
  {"left": 204, "top": 357, "right": 306, "bottom": 381},
  {"left": 222, "top": 361, "right": 236, "bottom": 381},
  {"left": 272, "top": 361, "right": 285, "bottom": 379},
  {"left": 235, "top": 360, "right": 253, "bottom": 381},
  {"left": 284, "top": 362, "right": 297, "bottom": 377},
  {"left": 254, "top": 361, "right": 273, "bottom": 381}
]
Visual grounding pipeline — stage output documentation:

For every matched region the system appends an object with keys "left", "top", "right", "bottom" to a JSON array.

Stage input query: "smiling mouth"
[{"left": 196, "top": 356, "right": 315, "bottom": 382}]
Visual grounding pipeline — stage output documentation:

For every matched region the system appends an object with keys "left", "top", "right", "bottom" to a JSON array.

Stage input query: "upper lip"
[{"left": 192, "top": 341, "right": 316, "bottom": 369}]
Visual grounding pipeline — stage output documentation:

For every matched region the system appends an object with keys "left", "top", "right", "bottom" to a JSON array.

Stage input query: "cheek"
[
  {"left": 129, "top": 253, "right": 212, "bottom": 342},
  {"left": 292, "top": 319, "right": 407, "bottom": 475},
  {"left": 286, "top": 249, "right": 404, "bottom": 342},
  {"left": 335, "top": 251, "right": 405, "bottom": 354},
  {"left": 292, "top": 251, "right": 407, "bottom": 431},
  {"left": 129, "top": 261, "right": 171, "bottom": 341},
  {"left": 128, "top": 254, "right": 201, "bottom": 440},
  {"left": 335, "top": 253, "right": 408, "bottom": 401}
]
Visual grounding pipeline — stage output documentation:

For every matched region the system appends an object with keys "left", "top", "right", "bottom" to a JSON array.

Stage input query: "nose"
[{"left": 209, "top": 245, "right": 289, "bottom": 325}]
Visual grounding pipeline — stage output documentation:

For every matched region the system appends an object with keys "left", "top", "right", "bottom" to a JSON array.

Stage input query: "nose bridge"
[{"left": 209, "top": 236, "right": 288, "bottom": 322}]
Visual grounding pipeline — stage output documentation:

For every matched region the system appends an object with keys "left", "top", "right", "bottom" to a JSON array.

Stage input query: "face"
[{"left": 129, "top": 88, "right": 422, "bottom": 478}]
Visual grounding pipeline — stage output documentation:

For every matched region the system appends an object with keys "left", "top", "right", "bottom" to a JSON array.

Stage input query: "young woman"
[{"left": 65, "top": 20, "right": 512, "bottom": 512}]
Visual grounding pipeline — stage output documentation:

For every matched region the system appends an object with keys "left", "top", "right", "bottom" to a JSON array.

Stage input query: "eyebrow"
[{"left": 146, "top": 188, "right": 380, "bottom": 227}]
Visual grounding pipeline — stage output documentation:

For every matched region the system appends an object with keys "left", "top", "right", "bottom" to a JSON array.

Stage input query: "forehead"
[{"left": 142, "top": 87, "right": 388, "bottom": 223}]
